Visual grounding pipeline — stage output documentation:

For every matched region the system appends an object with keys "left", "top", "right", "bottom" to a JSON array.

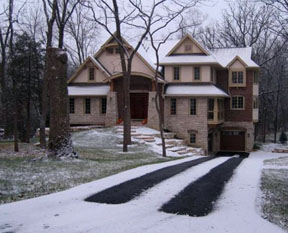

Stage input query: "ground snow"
[{"left": 0, "top": 151, "right": 286, "bottom": 233}]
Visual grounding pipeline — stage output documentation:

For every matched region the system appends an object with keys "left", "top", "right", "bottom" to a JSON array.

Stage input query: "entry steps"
[{"left": 115, "top": 126, "right": 204, "bottom": 156}]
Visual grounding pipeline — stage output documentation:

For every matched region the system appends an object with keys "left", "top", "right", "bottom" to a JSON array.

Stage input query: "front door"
[{"left": 130, "top": 93, "right": 148, "bottom": 119}]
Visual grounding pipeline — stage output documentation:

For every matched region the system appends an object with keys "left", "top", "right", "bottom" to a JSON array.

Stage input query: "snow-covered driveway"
[{"left": 0, "top": 152, "right": 285, "bottom": 233}]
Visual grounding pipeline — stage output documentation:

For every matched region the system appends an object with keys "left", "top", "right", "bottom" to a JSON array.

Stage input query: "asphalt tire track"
[
  {"left": 85, "top": 156, "right": 215, "bottom": 204},
  {"left": 160, "top": 157, "right": 244, "bottom": 216}
]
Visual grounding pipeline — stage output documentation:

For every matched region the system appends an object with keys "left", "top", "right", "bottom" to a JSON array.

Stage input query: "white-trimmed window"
[
  {"left": 170, "top": 98, "right": 177, "bottom": 115},
  {"left": 232, "top": 71, "right": 243, "bottom": 84},
  {"left": 231, "top": 96, "right": 245, "bottom": 110},
  {"left": 85, "top": 98, "right": 91, "bottom": 114},
  {"left": 208, "top": 98, "right": 214, "bottom": 120},
  {"left": 190, "top": 98, "right": 197, "bottom": 115},
  {"left": 229, "top": 69, "right": 246, "bottom": 87},
  {"left": 89, "top": 68, "right": 95, "bottom": 81},
  {"left": 173, "top": 67, "right": 180, "bottom": 81},
  {"left": 189, "top": 132, "right": 196, "bottom": 144},
  {"left": 101, "top": 97, "right": 107, "bottom": 114},
  {"left": 69, "top": 98, "right": 75, "bottom": 114},
  {"left": 194, "top": 67, "right": 200, "bottom": 81}
]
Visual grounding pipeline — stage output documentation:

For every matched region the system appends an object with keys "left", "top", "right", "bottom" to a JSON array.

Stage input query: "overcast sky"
[{"left": 197, "top": 0, "right": 231, "bottom": 22}]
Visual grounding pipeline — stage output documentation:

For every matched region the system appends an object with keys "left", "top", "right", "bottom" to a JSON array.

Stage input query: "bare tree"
[
  {"left": 0, "top": 0, "right": 15, "bottom": 140},
  {"left": 83, "top": 0, "right": 200, "bottom": 152},
  {"left": 39, "top": 0, "right": 57, "bottom": 148},
  {"left": 65, "top": 5, "right": 99, "bottom": 66},
  {"left": 148, "top": 17, "right": 189, "bottom": 157},
  {"left": 178, "top": 8, "right": 206, "bottom": 39},
  {"left": 40, "top": 0, "right": 81, "bottom": 158}
]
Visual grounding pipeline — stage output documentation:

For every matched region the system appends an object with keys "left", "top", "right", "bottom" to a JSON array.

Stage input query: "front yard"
[
  {"left": 0, "top": 128, "right": 176, "bottom": 204},
  {"left": 261, "top": 156, "right": 288, "bottom": 230}
]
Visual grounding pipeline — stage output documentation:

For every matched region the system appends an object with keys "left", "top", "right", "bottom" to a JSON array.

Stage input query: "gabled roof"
[
  {"left": 226, "top": 56, "right": 248, "bottom": 68},
  {"left": 166, "top": 34, "right": 210, "bottom": 56},
  {"left": 68, "top": 56, "right": 110, "bottom": 83},
  {"left": 210, "top": 47, "right": 259, "bottom": 68},
  {"left": 158, "top": 35, "right": 259, "bottom": 68},
  {"left": 93, "top": 32, "right": 158, "bottom": 76}
]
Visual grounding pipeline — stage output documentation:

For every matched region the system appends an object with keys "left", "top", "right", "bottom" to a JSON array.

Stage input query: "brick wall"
[
  {"left": 164, "top": 97, "right": 208, "bottom": 152},
  {"left": 69, "top": 97, "right": 106, "bottom": 125},
  {"left": 217, "top": 70, "right": 253, "bottom": 122}
]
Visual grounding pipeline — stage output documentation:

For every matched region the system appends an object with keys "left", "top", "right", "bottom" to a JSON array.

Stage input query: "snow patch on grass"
[{"left": 261, "top": 154, "right": 288, "bottom": 231}]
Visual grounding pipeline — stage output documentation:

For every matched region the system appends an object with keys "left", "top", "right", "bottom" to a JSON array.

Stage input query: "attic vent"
[{"left": 185, "top": 44, "right": 192, "bottom": 52}]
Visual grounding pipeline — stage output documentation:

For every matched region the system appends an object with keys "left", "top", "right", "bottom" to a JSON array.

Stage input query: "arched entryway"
[{"left": 112, "top": 75, "right": 154, "bottom": 120}]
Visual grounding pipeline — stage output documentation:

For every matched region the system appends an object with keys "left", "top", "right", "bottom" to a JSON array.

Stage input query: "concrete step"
[
  {"left": 116, "top": 130, "right": 137, "bottom": 134},
  {"left": 177, "top": 150, "right": 190, "bottom": 155},
  {"left": 131, "top": 133, "right": 141, "bottom": 136},
  {"left": 169, "top": 147, "right": 186, "bottom": 152},
  {"left": 155, "top": 132, "right": 175, "bottom": 139},
  {"left": 144, "top": 139, "right": 155, "bottom": 143},
  {"left": 134, "top": 136, "right": 155, "bottom": 140}
]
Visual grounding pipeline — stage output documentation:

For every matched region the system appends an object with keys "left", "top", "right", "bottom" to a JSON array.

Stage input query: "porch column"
[
  {"left": 147, "top": 91, "right": 159, "bottom": 130},
  {"left": 105, "top": 91, "right": 118, "bottom": 127}
]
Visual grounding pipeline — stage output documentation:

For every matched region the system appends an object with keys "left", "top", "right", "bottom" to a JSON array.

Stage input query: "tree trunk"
[
  {"left": 155, "top": 88, "right": 166, "bottom": 157},
  {"left": 47, "top": 48, "right": 77, "bottom": 159},
  {"left": 12, "top": 79, "right": 18, "bottom": 152},
  {"left": 273, "top": 85, "right": 280, "bottom": 143},
  {"left": 40, "top": 57, "right": 49, "bottom": 148},
  {"left": 122, "top": 72, "right": 131, "bottom": 152}
]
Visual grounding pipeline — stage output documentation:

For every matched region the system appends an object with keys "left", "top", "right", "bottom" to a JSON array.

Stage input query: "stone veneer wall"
[
  {"left": 220, "top": 121, "right": 254, "bottom": 151},
  {"left": 164, "top": 97, "right": 208, "bottom": 152},
  {"left": 69, "top": 97, "right": 105, "bottom": 125},
  {"left": 147, "top": 92, "right": 159, "bottom": 130},
  {"left": 105, "top": 92, "right": 118, "bottom": 126}
]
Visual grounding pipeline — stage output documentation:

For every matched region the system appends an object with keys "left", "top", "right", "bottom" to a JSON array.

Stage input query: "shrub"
[{"left": 279, "top": 131, "right": 287, "bottom": 144}]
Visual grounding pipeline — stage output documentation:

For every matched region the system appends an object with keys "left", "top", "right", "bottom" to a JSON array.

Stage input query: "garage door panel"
[{"left": 220, "top": 131, "right": 245, "bottom": 151}]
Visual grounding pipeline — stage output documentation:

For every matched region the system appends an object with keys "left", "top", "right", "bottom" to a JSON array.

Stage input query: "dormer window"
[
  {"left": 229, "top": 69, "right": 246, "bottom": 87},
  {"left": 232, "top": 71, "right": 243, "bottom": 84},
  {"left": 173, "top": 67, "right": 180, "bottom": 81}
]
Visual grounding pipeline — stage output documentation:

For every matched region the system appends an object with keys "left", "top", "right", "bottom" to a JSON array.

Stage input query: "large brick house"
[{"left": 68, "top": 34, "right": 259, "bottom": 153}]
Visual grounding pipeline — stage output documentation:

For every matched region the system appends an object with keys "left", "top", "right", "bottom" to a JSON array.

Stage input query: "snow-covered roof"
[
  {"left": 68, "top": 85, "right": 110, "bottom": 96},
  {"left": 164, "top": 84, "right": 229, "bottom": 97},
  {"left": 159, "top": 55, "right": 218, "bottom": 65},
  {"left": 211, "top": 47, "right": 259, "bottom": 68}
]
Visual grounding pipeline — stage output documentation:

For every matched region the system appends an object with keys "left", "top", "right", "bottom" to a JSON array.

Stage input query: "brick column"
[
  {"left": 147, "top": 91, "right": 159, "bottom": 130},
  {"left": 105, "top": 92, "right": 118, "bottom": 127}
]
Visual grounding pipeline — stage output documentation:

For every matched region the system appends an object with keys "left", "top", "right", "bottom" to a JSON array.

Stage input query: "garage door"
[{"left": 220, "top": 131, "right": 245, "bottom": 151}]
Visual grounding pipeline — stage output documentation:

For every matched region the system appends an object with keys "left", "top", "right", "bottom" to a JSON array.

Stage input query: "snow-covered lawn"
[
  {"left": 0, "top": 128, "right": 177, "bottom": 204},
  {"left": 0, "top": 149, "right": 287, "bottom": 233},
  {"left": 261, "top": 155, "right": 288, "bottom": 230}
]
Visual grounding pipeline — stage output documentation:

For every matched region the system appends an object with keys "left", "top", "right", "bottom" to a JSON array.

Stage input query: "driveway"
[{"left": 0, "top": 153, "right": 285, "bottom": 233}]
